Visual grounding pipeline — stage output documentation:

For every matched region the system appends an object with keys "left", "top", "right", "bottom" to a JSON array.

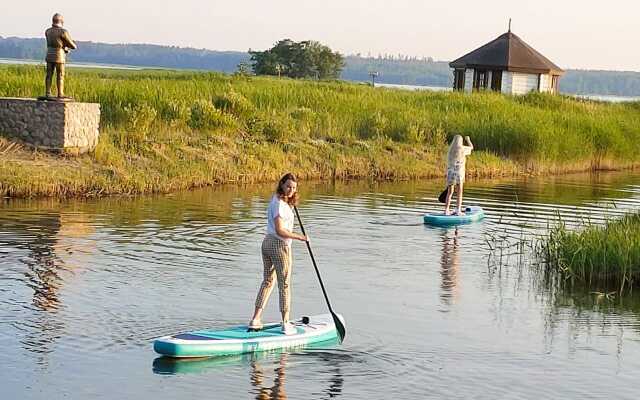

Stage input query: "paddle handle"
[{"left": 293, "top": 206, "right": 335, "bottom": 314}]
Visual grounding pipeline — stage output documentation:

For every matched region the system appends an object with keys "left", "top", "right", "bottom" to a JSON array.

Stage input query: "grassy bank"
[
  {"left": 537, "top": 214, "right": 640, "bottom": 293},
  {"left": 1, "top": 65, "right": 639, "bottom": 197}
]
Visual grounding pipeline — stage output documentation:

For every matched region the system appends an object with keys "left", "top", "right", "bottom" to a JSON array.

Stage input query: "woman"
[
  {"left": 249, "top": 173, "right": 308, "bottom": 335},
  {"left": 444, "top": 135, "right": 473, "bottom": 215}
]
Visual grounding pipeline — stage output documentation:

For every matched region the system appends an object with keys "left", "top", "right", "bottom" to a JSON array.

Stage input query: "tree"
[{"left": 249, "top": 39, "right": 344, "bottom": 79}]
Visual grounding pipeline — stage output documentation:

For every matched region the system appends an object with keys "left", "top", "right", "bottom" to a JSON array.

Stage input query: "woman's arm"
[
  {"left": 275, "top": 217, "right": 308, "bottom": 241},
  {"left": 464, "top": 136, "right": 474, "bottom": 149}
]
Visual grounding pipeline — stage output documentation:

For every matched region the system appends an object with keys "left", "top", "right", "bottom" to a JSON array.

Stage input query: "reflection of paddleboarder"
[
  {"left": 251, "top": 353, "right": 288, "bottom": 400},
  {"left": 440, "top": 228, "right": 460, "bottom": 305},
  {"left": 152, "top": 347, "right": 344, "bottom": 398}
]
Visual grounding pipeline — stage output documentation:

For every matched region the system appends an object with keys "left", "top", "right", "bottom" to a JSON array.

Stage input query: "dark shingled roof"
[{"left": 449, "top": 31, "right": 564, "bottom": 75}]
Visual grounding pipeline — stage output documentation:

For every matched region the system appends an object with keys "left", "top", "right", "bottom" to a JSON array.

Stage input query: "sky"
[{"left": 3, "top": 0, "right": 639, "bottom": 71}]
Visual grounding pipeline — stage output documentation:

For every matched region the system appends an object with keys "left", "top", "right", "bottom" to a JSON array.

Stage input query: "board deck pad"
[{"left": 185, "top": 324, "right": 301, "bottom": 340}]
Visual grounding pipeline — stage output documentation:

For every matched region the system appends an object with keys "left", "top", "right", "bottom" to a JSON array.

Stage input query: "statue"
[{"left": 40, "top": 13, "right": 77, "bottom": 101}]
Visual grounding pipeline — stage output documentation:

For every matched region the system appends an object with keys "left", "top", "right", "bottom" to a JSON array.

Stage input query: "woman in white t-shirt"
[
  {"left": 444, "top": 134, "right": 473, "bottom": 215},
  {"left": 249, "top": 173, "right": 309, "bottom": 335}
]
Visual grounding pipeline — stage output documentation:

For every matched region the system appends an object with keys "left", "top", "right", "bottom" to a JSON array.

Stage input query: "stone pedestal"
[{"left": 0, "top": 97, "right": 100, "bottom": 154}]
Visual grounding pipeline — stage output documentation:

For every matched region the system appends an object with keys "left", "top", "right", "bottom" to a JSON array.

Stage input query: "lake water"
[
  {"left": 2, "top": 172, "right": 640, "bottom": 399},
  {"left": 374, "top": 82, "right": 640, "bottom": 103},
  {"left": 0, "top": 58, "right": 144, "bottom": 70}
]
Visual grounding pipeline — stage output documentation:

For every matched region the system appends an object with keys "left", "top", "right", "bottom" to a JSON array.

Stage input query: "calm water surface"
[{"left": 2, "top": 172, "right": 640, "bottom": 399}]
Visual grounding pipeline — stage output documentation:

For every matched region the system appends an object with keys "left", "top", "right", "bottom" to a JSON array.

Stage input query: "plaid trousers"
[{"left": 254, "top": 234, "right": 292, "bottom": 314}]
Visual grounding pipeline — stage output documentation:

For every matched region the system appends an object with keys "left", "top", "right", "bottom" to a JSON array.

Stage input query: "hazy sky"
[{"left": 4, "top": 0, "right": 639, "bottom": 71}]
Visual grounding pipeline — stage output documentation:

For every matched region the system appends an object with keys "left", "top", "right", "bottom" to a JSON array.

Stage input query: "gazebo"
[{"left": 449, "top": 30, "right": 564, "bottom": 95}]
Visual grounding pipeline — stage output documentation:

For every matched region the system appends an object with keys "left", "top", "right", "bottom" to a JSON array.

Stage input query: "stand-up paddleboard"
[
  {"left": 423, "top": 206, "right": 485, "bottom": 226},
  {"left": 154, "top": 313, "right": 342, "bottom": 358}
]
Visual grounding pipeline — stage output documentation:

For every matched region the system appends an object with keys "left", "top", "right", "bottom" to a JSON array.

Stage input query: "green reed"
[
  {"left": 537, "top": 214, "right": 640, "bottom": 293},
  {"left": 1, "top": 65, "right": 639, "bottom": 197}
]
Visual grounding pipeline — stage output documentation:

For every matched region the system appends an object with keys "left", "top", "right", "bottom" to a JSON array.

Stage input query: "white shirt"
[
  {"left": 266, "top": 195, "right": 295, "bottom": 246},
  {"left": 448, "top": 146, "right": 473, "bottom": 174}
]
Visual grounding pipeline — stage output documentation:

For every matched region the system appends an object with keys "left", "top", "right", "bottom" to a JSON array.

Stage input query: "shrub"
[
  {"left": 213, "top": 90, "right": 255, "bottom": 118},
  {"left": 262, "top": 117, "right": 294, "bottom": 143},
  {"left": 189, "top": 100, "right": 237, "bottom": 130},
  {"left": 358, "top": 111, "right": 388, "bottom": 140},
  {"left": 123, "top": 103, "right": 157, "bottom": 135},
  {"left": 158, "top": 100, "right": 190, "bottom": 124}
]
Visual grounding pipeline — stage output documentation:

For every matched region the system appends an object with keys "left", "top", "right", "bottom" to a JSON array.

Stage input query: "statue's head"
[{"left": 52, "top": 13, "right": 64, "bottom": 28}]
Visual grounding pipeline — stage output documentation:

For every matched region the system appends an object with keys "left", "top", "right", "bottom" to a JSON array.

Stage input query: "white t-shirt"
[
  {"left": 266, "top": 195, "right": 295, "bottom": 246},
  {"left": 447, "top": 146, "right": 473, "bottom": 174}
]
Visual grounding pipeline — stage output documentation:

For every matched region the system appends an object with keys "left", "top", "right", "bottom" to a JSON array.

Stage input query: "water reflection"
[
  {"left": 22, "top": 214, "right": 64, "bottom": 311},
  {"left": 439, "top": 228, "right": 460, "bottom": 306},
  {"left": 17, "top": 213, "right": 67, "bottom": 365},
  {"left": 153, "top": 344, "right": 344, "bottom": 399},
  {"left": 251, "top": 352, "right": 288, "bottom": 400},
  {"left": 0, "top": 208, "right": 96, "bottom": 365}
]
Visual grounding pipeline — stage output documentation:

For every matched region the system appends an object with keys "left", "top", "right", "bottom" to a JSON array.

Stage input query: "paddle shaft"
[
  {"left": 293, "top": 206, "right": 347, "bottom": 342},
  {"left": 293, "top": 206, "right": 335, "bottom": 314}
]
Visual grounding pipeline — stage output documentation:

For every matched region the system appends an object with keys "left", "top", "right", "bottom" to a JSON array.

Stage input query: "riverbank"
[{"left": 1, "top": 65, "right": 639, "bottom": 198}]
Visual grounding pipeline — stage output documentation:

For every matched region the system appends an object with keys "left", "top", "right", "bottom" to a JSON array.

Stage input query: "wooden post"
[{"left": 369, "top": 71, "right": 379, "bottom": 87}]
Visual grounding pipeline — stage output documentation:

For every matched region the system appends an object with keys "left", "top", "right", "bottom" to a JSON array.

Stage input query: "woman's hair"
[
  {"left": 276, "top": 173, "right": 299, "bottom": 206},
  {"left": 447, "top": 134, "right": 465, "bottom": 167}
]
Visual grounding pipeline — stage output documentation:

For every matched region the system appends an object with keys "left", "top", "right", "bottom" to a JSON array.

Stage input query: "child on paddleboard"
[
  {"left": 444, "top": 134, "right": 473, "bottom": 215},
  {"left": 249, "top": 173, "right": 309, "bottom": 335}
]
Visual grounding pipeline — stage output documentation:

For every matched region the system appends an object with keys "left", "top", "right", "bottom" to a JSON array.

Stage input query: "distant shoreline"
[
  {"left": 0, "top": 54, "right": 640, "bottom": 102},
  {"left": 1, "top": 56, "right": 639, "bottom": 102}
]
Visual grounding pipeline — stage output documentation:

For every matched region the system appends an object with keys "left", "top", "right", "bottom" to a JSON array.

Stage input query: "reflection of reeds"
[
  {"left": 536, "top": 214, "right": 640, "bottom": 294},
  {"left": 485, "top": 228, "right": 534, "bottom": 275}
]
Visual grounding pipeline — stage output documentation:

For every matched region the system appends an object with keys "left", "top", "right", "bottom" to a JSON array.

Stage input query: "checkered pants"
[{"left": 254, "top": 234, "right": 292, "bottom": 314}]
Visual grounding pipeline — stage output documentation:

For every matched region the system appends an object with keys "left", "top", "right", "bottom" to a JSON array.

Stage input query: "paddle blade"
[
  {"left": 438, "top": 188, "right": 448, "bottom": 203},
  {"left": 332, "top": 312, "right": 346, "bottom": 343}
]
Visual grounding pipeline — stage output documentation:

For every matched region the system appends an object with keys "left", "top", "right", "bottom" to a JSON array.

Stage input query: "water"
[
  {"left": 372, "top": 82, "right": 640, "bottom": 103},
  {"left": 2, "top": 172, "right": 640, "bottom": 399},
  {"left": 0, "top": 58, "right": 144, "bottom": 70},
  {"left": 374, "top": 82, "right": 452, "bottom": 92}
]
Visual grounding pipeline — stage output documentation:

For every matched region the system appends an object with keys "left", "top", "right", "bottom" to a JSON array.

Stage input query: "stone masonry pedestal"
[{"left": 0, "top": 97, "right": 100, "bottom": 154}]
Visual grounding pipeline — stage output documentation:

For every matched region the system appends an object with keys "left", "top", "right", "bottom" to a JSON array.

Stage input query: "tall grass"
[
  {"left": 537, "top": 214, "right": 640, "bottom": 293},
  {"left": 1, "top": 65, "right": 639, "bottom": 197}
]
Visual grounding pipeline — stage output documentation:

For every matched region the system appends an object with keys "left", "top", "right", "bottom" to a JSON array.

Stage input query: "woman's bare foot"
[{"left": 248, "top": 319, "right": 263, "bottom": 330}]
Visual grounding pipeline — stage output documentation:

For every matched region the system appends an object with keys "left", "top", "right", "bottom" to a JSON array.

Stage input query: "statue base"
[
  {"left": 0, "top": 97, "right": 100, "bottom": 155},
  {"left": 37, "top": 95, "right": 75, "bottom": 102}
]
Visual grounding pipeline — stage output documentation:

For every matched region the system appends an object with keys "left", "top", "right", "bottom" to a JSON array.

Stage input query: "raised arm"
[
  {"left": 62, "top": 30, "right": 77, "bottom": 50},
  {"left": 464, "top": 136, "right": 474, "bottom": 149}
]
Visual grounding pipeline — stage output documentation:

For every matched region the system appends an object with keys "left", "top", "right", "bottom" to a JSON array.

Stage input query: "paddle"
[
  {"left": 294, "top": 206, "right": 346, "bottom": 343},
  {"left": 438, "top": 187, "right": 449, "bottom": 203}
]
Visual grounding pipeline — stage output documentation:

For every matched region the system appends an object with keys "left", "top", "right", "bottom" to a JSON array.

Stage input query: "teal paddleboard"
[
  {"left": 154, "top": 313, "right": 342, "bottom": 358},
  {"left": 423, "top": 206, "right": 485, "bottom": 226}
]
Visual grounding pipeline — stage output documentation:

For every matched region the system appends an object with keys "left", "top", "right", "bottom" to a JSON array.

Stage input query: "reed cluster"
[
  {"left": 537, "top": 214, "right": 640, "bottom": 293},
  {"left": 1, "top": 65, "right": 639, "bottom": 197}
]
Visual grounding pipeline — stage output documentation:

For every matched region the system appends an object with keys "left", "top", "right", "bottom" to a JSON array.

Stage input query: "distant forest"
[{"left": 1, "top": 36, "right": 639, "bottom": 96}]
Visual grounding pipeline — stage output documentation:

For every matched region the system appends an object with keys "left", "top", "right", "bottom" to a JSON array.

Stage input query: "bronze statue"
[{"left": 41, "top": 13, "right": 77, "bottom": 100}]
